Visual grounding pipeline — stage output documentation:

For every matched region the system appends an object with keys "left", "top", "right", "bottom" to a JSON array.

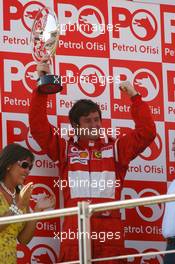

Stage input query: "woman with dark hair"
[{"left": 0, "top": 143, "right": 55, "bottom": 263}]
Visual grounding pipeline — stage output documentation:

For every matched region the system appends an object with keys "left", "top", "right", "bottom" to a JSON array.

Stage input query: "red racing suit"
[{"left": 29, "top": 90, "right": 156, "bottom": 263}]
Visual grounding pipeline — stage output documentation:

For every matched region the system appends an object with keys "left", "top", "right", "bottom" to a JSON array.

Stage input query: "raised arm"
[
  {"left": 115, "top": 81, "right": 156, "bottom": 166},
  {"left": 29, "top": 61, "right": 66, "bottom": 163}
]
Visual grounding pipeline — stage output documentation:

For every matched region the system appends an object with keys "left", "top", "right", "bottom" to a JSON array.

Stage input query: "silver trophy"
[{"left": 30, "top": 6, "right": 62, "bottom": 94}]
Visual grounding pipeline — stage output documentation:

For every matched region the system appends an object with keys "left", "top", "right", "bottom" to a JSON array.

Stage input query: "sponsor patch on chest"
[{"left": 68, "top": 147, "right": 89, "bottom": 164}]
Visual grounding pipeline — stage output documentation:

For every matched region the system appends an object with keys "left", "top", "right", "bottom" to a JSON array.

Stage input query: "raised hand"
[
  {"left": 119, "top": 81, "right": 138, "bottom": 97},
  {"left": 36, "top": 59, "right": 51, "bottom": 77},
  {"left": 17, "top": 182, "right": 34, "bottom": 209}
]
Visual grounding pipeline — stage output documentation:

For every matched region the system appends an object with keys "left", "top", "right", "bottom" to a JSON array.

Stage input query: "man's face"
[{"left": 77, "top": 111, "right": 102, "bottom": 140}]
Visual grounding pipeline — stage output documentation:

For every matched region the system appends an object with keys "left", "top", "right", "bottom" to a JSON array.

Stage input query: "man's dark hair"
[
  {"left": 0, "top": 143, "right": 34, "bottom": 193},
  {"left": 69, "top": 99, "right": 101, "bottom": 126}
]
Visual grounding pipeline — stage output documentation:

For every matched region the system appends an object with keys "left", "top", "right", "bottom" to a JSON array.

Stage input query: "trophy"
[{"left": 30, "top": 6, "right": 63, "bottom": 94}]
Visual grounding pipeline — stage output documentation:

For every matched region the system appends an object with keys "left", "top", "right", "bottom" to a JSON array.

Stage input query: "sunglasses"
[{"left": 17, "top": 160, "right": 33, "bottom": 171}]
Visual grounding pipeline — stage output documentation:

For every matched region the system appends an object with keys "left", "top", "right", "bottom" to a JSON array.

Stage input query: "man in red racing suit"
[{"left": 29, "top": 75, "right": 156, "bottom": 263}]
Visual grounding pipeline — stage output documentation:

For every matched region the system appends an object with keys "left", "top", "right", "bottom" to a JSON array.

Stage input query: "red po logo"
[
  {"left": 4, "top": 0, "right": 44, "bottom": 31},
  {"left": 112, "top": 8, "right": 157, "bottom": 41}
]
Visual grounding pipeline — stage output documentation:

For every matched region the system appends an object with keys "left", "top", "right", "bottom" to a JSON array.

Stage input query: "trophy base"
[{"left": 37, "top": 75, "right": 63, "bottom": 94}]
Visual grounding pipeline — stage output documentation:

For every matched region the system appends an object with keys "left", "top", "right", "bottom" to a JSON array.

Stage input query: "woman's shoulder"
[{"left": 0, "top": 190, "right": 10, "bottom": 206}]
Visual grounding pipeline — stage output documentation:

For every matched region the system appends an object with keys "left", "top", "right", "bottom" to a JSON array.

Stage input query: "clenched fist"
[
  {"left": 36, "top": 60, "right": 51, "bottom": 77},
  {"left": 119, "top": 81, "right": 138, "bottom": 98}
]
